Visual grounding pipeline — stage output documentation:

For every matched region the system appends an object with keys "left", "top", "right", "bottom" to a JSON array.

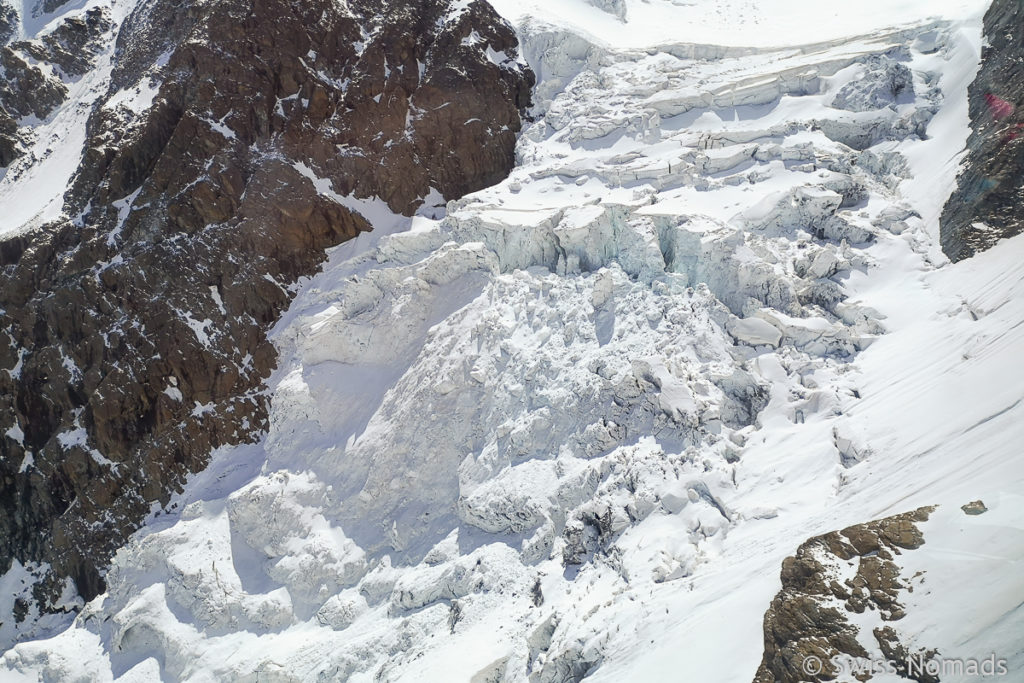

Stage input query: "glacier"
[{"left": 2, "top": 0, "right": 1023, "bottom": 681}]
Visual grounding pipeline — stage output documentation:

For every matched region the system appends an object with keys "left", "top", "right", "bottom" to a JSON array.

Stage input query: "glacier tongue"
[{"left": 5, "top": 1, "right": 1023, "bottom": 681}]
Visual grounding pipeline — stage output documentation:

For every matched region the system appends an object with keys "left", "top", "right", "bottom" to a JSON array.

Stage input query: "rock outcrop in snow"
[{"left": 754, "top": 506, "right": 939, "bottom": 683}]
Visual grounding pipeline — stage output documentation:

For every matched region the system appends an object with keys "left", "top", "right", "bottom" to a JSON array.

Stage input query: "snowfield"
[{"left": 2, "top": 0, "right": 1023, "bottom": 681}]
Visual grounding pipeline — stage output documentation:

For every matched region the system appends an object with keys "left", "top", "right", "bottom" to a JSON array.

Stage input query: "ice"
[
  {"left": 488, "top": 0, "right": 983, "bottom": 50},
  {"left": 727, "top": 316, "right": 783, "bottom": 348},
  {"left": 2, "top": 0, "right": 1020, "bottom": 680}
]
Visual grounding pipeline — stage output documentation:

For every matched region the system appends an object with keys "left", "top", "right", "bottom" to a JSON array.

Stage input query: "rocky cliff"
[
  {"left": 0, "top": 0, "right": 531, "bottom": 633},
  {"left": 939, "top": 0, "right": 1024, "bottom": 261},
  {"left": 753, "top": 508, "right": 941, "bottom": 683}
]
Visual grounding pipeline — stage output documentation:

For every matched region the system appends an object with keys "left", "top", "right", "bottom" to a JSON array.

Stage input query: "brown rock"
[
  {"left": 961, "top": 500, "right": 988, "bottom": 515},
  {"left": 753, "top": 507, "right": 938, "bottom": 682}
]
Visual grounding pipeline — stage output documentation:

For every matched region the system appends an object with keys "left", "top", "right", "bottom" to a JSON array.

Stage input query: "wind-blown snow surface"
[{"left": 4, "top": 0, "right": 1023, "bottom": 681}]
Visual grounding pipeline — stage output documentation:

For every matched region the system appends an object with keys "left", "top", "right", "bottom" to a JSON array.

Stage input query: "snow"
[
  {"left": 727, "top": 316, "right": 782, "bottom": 347},
  {"left": 16, "top": 452, "right": 32, "bottom": 474},
  {"left": 208, "top": 286, "right": 226, "bottom": 316},
  {"left": 56, "top": 427, "right": 89, "bottom": 449},
  {"left": 4, "top": 423, "right": 24, "bottom": 446},
  {"left": 201, "top": 114, "right": 236, "bottom": 140},
  {"left": 104, "top": 78, "right": 161, "bottom": 115},
  {"left": 488, "top": 0, "right": 983, "bottom": 50},
  {"left": 0, "top": 561, "right": 81, "bottom": 657},
  {"left": 2, "top": 0, "right": 1022, "bottom": 680},
  {"left": 0, "top": 68, "right": 106, "bottom": 232},
  {"left": 895, "top": 499, "right": 1024, "bottom": 682},
  {"left": 292, "top": 160, "right": 406, "bottom": 233},
  {"left": 190, "top": 402, "right": 215, "bottom": 418},
  {"left": 182, "top": 313, "right": 214, "bottom": 347}
]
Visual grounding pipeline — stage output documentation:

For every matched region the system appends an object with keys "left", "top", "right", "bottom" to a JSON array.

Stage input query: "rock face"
[
  {"left": 0, "top": 0, "right": 532, "bottom": 632},
  {"left": 939, "top": 0, "right": 1024, "bottom": 261},
  {"left": 0, "top": 7, "right": 112, "bottom": 166},
  {"left": 754, "top": 507, "right": 939, "bottom": 683},
  {"left": 0, "top": 1, "right": 16, "bottom": 45}
]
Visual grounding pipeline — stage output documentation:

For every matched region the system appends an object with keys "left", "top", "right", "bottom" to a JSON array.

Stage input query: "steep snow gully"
[{"left": 2, "top": 0, "right": 1023, "bottom": 681}]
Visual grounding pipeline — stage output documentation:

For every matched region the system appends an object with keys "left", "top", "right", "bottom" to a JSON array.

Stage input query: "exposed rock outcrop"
[
  {"left": 961, "top": 500, "right": 987, "bottom": 516},
  {"left": 0, "top": 0, "right": 532, "bottom": 636},
  {"left": 753, "top": 507, "right": 939, "bottom": 683},
  {"left": 0, "top": 0, "right": 16, "bottom": 46},
  {"left": 939, "top": 0, "right": 1024, "bottom": 261},
  {"left": 0, "top": 7, "right": 112, "bottom": 166}
]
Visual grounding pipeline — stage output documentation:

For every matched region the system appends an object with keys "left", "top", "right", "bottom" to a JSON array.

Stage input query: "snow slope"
[{"left": 3, "top": 0, "right": 1022, "bottom": 681}]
